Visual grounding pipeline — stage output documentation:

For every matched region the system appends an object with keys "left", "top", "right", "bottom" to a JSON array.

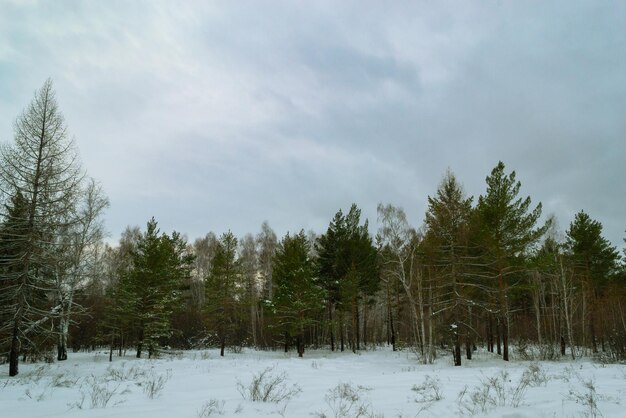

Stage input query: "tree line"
[{"left": 1, "top": 81, "right": 625, "bottom": 376}]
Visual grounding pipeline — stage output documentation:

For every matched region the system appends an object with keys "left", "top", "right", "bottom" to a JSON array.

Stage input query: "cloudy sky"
[{"left": 0, "top": 0, "right": 624, "bottom": 248}]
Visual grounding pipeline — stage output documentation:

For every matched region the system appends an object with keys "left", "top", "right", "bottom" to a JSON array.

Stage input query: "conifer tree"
[
  {"left": 474, "top": 161, "right": 548, "bottom": 361},
  {"left": 271, "top": 231, "right": 324, "bottom": 357},
  {"left": 424, "top": 171, "right": 473, "bottom": 365},
  {"left": 565, "top": 211, "right": 619, "bottom": 352},
  {"left": 0, "top": 79, "right": 83, "bottom": 376},
  {"left": 116, "top": 218, "right": 193, "bottom": 358},
  {"left": 317, "top": 205, "right": 378, "bottom": 351},
  {"left": 204, "top": 231, "right": 241, "bottom": 356}
]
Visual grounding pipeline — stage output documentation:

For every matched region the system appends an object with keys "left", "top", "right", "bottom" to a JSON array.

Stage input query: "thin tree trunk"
[
  {"left": 329, "top": 303, "right": 335, "bottom": 351},
  {"left": 498, "top": 271, "right": 509, "bottom": 361},
  {"left": 454, "top": 336, "right": 461, "bottom": 366},
  {"left": 496, "top": 320, "right": 502, "bottom": 355},
  {"left": 559, "top": 256, "right": 575, "bottom": 360},
  {"left": 340, "top": 311, "right": 345, "bottom": 352},
  {"left": 9, "top": 315, "right": 21, "bottom": 376},
  {"left": 363, "top": 300, "right": 367, "bottom": 349},
  {"left": 284, "top": 331, "right": 289, "bottom": 353},
  {"left": 136, "top": 327, "right": 143, "bottom": 358},
  {"left": 109, "top": 334, "right": 114, "bottom": 362}
]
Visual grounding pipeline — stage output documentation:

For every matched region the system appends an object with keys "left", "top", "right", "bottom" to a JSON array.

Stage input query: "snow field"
[{"left": 1, "top": 347, "right": 625, "bottom": 417}]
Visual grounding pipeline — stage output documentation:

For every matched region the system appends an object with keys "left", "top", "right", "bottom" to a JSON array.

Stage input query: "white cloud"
[{"left": 0, "top": 0, "right": 624, "bottom": 247}]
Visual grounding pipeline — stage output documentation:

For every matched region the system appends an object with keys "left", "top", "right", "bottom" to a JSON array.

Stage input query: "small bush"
[
  {"left": 314, "top": 382, "right": 381, "bottom": 418},
  {"left": 70, "top": 375, "right": 122, "bottom": 409},
  {"left": 567, "top": 379, "right": 606, "bottom": 418},
  {"left": 412, "top": 375, "right": 443, "bottom": 403},
  {"left": 457, "top": 369, "right": 531, "bottom": 415},
  {"left": 236, "top": 366, "right": 301, "bottom": 403},
  {"left": 22, "top": 365, "right": 50, "bottom": 384},
  {"left": 141, "top": 371, "right": 170, "bottom": 399},
  {"left": 49, "top": 373, "right": 80, "bottom": 388},
  {"left": 520, "top": 363, "right": 548, "bottom": 387},
  {"left": 105, "top": 363, "right": 149, "bottom": 381},
  {"left": 198, "top": 399, "right": 226, "bottom": 417}
]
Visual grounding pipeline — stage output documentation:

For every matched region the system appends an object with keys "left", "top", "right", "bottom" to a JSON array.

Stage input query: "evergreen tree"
[
  {"left": 271, "top": 231, "right": 324, "bottom": 357},
  {"left": 116, "top": 218, "right": 193, "bottom": 358},
  {"left": 565, "top": 211, "right": 619, "bottom": 352},
  {"left": 316, "top": 210, "right": 345, "bottom": 351},
  {"left": 474, "top": 161, "right": 548, "bottom": 361},
  {"left": 204, "top": 231, "right": 241, "bottom": 356},
  {"left": 317, "top": 204, "right": 378, "bottom": 351}
]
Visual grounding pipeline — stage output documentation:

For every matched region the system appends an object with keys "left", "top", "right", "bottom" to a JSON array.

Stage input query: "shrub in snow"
[
  {"left": 236, "top": 366, "right": 301, "bottom": 403},
  {"left": 197, "top": 398, "right": 225, "bottom": 416},
  {"left": 141, "top": 370, "right": 171, "bottom": 399},
  {"left": 70, "top": 375, "right": 122, "bottom": 409},
  {"left": 49, "top": 372, "right": 80, "bottom": 388},
  {"left": 105, "top": 363, "right": 149, "bottom": 381},
  {"left": 457, "top": 369, "right": 532, "bottom": 415},
  {"left": 313, "top": 382, "right": 381, "bottom": 418},
  {"left": 412, "top": 375, "right": 443, "bottom": 403},
  {"left": 567, "top": 378, "right": 607, "bottom": 418},
  {"left": 520, "top": 363, "right": 549, "bottom": 387}
]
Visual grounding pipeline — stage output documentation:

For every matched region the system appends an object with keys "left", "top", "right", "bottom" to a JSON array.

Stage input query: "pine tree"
[
  {"left": 474, "top": 161, "right": 548, "bottom": 361},
  {"left": 204, "top": 231, "right": 241, "bottom": 356},
  {"left": 271, "top": 231, "right": 324, "bottom": 357},
  {"left": 317, "top": 204, "right": 378, "bottom": 352},
  {"left": 565, "top": 211, "right": 619, "bottom": 352},
  {"left": 115, "top": 218, "right": 193, "bottom": 358},
  {"left": 316, "top": 210, "right": 345, "bottom": 351}
]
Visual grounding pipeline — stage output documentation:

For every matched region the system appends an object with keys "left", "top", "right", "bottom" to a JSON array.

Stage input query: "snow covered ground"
[{"left": 1, "top": 347, "right": 624, "bottom": 417}]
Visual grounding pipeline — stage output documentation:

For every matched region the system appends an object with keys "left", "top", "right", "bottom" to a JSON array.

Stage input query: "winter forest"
[{"left": 1, "top": 81, "right": 625, "bottom": 417}]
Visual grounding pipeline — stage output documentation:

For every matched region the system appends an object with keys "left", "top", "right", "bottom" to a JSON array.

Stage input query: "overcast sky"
[{"left": 0, "top": 0, "right": 624, "bottom": 249}]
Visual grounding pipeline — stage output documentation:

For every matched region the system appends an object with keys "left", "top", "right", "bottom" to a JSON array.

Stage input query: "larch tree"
[
  {"left": 0, "top": 79, "right": 84, "bottom": 376},
  {"left": 423, "top": 170, "right": 473, "bottom": 366}
]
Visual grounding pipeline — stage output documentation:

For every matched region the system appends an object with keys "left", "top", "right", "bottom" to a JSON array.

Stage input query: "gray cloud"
[{"left": 0, "top": 0, "right": 624, "bottom": 249}]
